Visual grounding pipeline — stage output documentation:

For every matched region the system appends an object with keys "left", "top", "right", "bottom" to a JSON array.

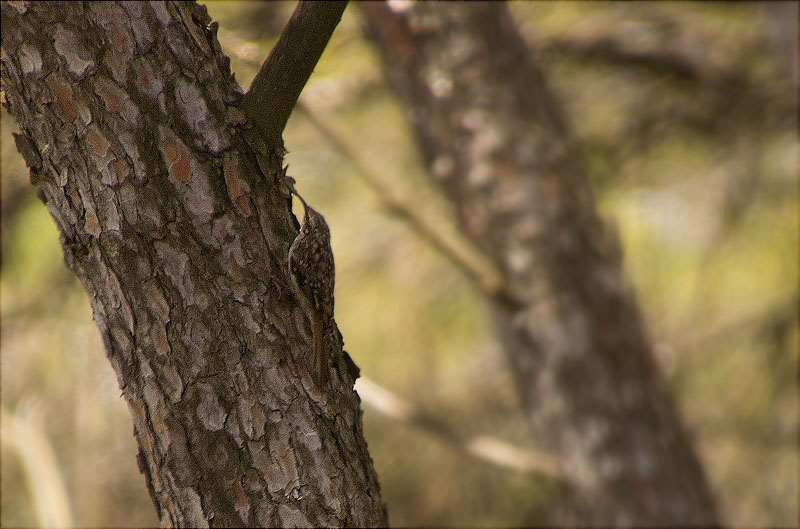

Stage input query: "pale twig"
[
  {"left": 1, "top": 402, "right": 73, "bottom": 528},
  {"left": 355, "top": 377, "right": 564, "bottom": 479},
  {"left": 295, "top": 101, "right": 512, "bottom": 301}
]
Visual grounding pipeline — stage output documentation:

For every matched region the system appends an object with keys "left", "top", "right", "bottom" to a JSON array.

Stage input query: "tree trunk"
[
  {"left": 362, "top": 3, "right": 718, "bottom": 525},
  {"left": 1, "top": 2, "right": 386, "bottom": 526}
]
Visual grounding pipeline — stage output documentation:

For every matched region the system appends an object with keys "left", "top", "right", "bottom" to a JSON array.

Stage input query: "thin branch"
[
  {"left": 240, "top": 0, "right": 348, "bottom": 143},
  {"left": 355, "top": 377, "right": 564, "bottom": 480},
  {"left": 535, "top": 30, "right": 793, "bottom": 127},
  {"left": 539, "top": 35, "right": 704, "bottom": 83},
  {"left": 295, "top": 102, "right": 521, "bottom": 305}
]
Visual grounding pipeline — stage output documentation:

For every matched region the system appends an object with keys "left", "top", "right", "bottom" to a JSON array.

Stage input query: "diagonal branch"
[
  {"left": 355, "top": 377, "right": 564, "bottom": 480},
  {"left": 295, "top": 102, "right": 514, "bottom": 303},
  {"left": 241, "top": 0, "right": 348, "bottom": 143}
]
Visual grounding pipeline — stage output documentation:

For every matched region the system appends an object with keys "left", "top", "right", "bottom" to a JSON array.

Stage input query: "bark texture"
[
  {"left": 1, "top": 2, "right": 386, "bottom": 527},
  {"left": 362, "top": 3, "right": 718, "bottom": 525}
]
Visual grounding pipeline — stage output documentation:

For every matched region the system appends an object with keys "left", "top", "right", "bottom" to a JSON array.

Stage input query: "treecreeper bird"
[{"left": 288, "top": 191, "right": 335, "bottom": 388}]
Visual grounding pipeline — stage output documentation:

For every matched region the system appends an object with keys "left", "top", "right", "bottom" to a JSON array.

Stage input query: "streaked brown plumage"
[{"left": 288, "top": 194, "right": 334, "bottom": 387}]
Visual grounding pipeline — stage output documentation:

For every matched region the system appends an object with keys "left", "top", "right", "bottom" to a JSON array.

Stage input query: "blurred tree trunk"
[
  {"left": 362, "top": 3, "right": 718, "bottom": 525},
  {"left": 1, "top": 2, "right": 386, "bottom": 527}
]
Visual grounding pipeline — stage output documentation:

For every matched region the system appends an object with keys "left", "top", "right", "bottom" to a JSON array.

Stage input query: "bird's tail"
[{"left": 312, "top": 317, "right": 330, "bottom": 388}]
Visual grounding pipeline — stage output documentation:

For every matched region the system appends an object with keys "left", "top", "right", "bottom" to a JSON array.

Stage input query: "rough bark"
[
  {"left": 1, "top": 1, "right": 386, "bottom": 527},
  {"left": 362, "top": 3, "right": 718, "bottom": 525}
]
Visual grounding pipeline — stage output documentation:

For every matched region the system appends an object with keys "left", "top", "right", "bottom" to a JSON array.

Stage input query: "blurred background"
[{"left": 1, "top": 2, "right": 797, "bottom": 527}]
